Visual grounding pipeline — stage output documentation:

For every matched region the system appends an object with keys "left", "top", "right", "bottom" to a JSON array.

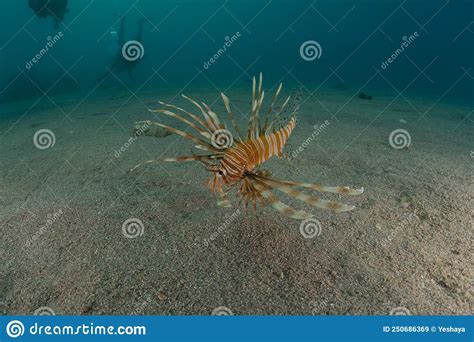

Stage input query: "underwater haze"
[
  {"left": 0, "top": 0, "right": 473, "bottom": 315},
  {"left": 0, "top": 0, "right": 472, "bottom": 102}
]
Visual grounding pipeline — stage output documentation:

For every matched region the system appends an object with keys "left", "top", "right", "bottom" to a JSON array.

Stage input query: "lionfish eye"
[{"left": 218, "top": 170, "right": 224, "bottom": 176}]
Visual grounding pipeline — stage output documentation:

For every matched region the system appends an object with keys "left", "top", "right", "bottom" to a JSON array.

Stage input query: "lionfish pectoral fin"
[
  {"left": 201, "top": 101, "right": 225, "bottom": 130},
  {"left": 156, "top": 100, "right": 209, "bottom": 131},
  {"left": 148, "top": 108, "right": 211, "bottom": 139},
  {"left": 221, "top": 93, "right": 243, "bottom": 142},
  {"left": 194, "top": 145, "right": 211, "bottom": 151},
  {"left": 138, "top": 121, "right": 221, "bottom": 153},
  {"left": 257, "top": 175, "right": 364, "bottom": 196},
  {"left": 181, "top": 94, "right": 221, "bottom": 133},
  {"left": 256, "top": 177, "right": 357, "bottom": 212},
  {"left": 252, "top": 179, "right": 314, "bottom": 220},
  {"left": 217, "top": 191, "right": 231, "bottom": 208},
  {"left": 129, "top": 155, "right": 219, "bottom": 172}
]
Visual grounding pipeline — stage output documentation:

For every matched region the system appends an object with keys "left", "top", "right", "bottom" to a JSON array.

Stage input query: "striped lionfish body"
[
  {"left": 214, "top": 117, "right": 296, "bottom": 188},
  {"left": 132, "top": 74, "right": 364, "bottom": 219}
]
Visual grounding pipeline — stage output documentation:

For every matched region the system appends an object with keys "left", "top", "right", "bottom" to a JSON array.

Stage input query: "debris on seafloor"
[
  {"left": 358, "top": 92, "right": 373, "bottom": 100},
  {"left": 132, "top": 121, "right": 172, "bottom": 138}
]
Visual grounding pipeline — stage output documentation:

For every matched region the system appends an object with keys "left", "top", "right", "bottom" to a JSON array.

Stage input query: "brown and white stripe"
[
  {"left": 219, "top": 117, "right": 297, "bottom": 183},
  {"left": 131, "top": 73, "right": 364, "bottom": 219}
]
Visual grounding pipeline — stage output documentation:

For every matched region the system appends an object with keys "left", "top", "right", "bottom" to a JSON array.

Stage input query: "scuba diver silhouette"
[
  {"left": 98, "top": 16, "right": 150, "bottom": 83},
  {"left": 28, "top": 0, "right": 69, "bottom": 29}
]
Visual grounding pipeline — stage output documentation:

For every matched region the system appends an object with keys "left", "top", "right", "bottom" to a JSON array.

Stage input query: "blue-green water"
[{"left": 0, "top": 0, "right": 472, "bottom": 104}]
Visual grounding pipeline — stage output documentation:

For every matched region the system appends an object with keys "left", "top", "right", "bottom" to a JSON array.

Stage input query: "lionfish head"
[{"left": 206, "top": 163, "right": 232, "bottom": 192}]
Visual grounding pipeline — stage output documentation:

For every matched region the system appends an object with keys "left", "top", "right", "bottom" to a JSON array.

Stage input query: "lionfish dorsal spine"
[{"left": 132, "top": 73, "right": 364, "bottom": 220}]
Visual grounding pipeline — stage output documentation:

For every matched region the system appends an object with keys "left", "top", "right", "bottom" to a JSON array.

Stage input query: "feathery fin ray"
[{"left": 132, "top": 74, "right": 364, "bottom": 220}]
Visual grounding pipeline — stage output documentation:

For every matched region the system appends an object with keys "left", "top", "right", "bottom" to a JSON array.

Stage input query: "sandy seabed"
[{"left": 1, "top": 85, "right": 472, "bottom": 315}]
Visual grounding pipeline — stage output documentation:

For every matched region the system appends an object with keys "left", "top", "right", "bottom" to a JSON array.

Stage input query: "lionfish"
[{"left": 132, "top": 74, "right": 364, "bottom": 219}]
